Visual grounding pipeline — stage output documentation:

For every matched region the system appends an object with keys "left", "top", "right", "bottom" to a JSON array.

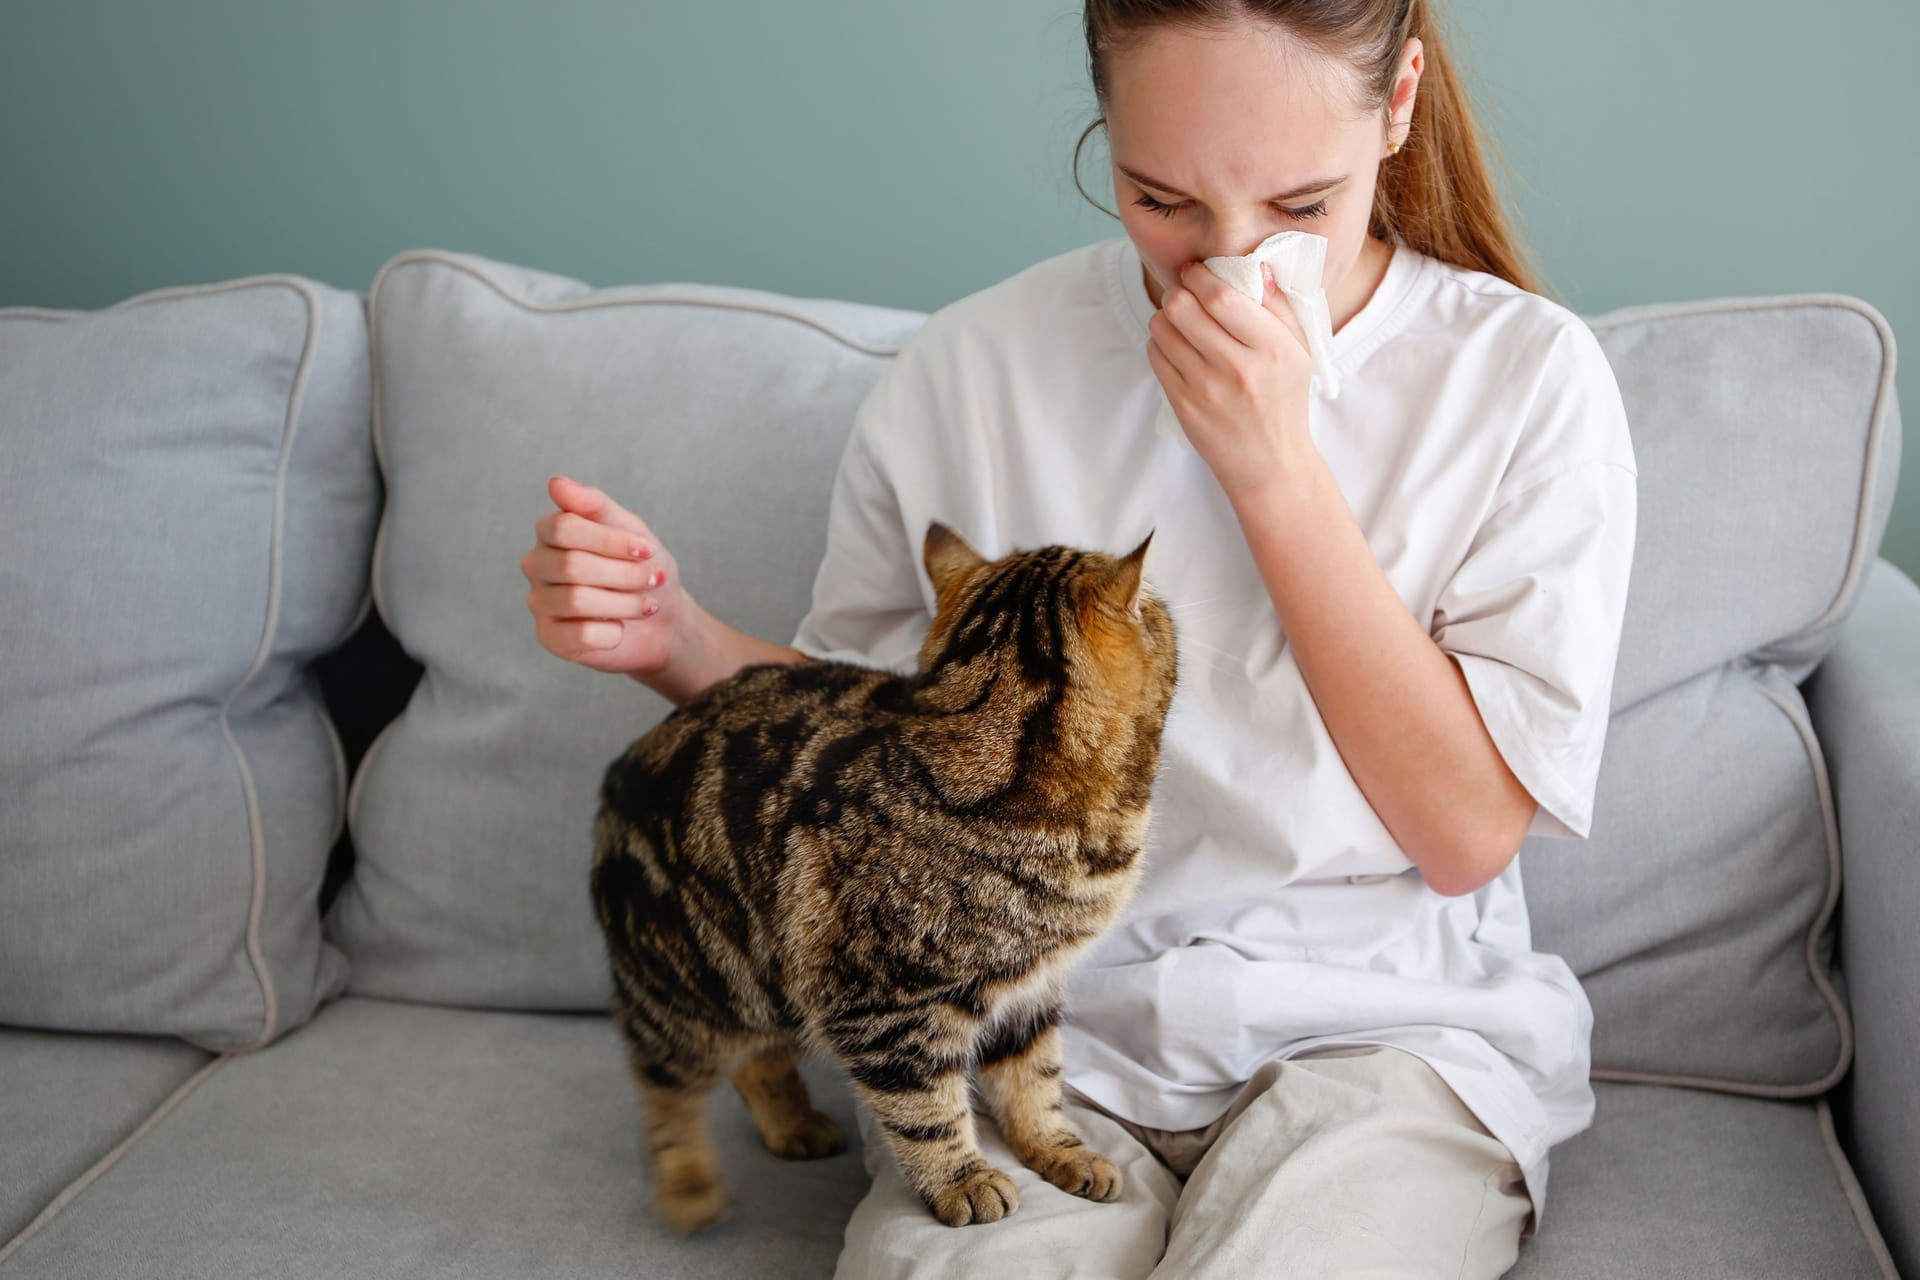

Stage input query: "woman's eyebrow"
[{"left": 1116, "top": 162, "right": 1348, "bottom": 203}]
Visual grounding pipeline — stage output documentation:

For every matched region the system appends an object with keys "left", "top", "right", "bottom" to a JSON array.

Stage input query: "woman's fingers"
[
  {"left": 522, "top": 541, "right": 665, "bottom": 592},
  {"left": 526, "top": 581, "right": 661, "bottom": 621},
  {"left": 534, "top": 506, "right": 653, "bottom": 561},
  {"left": 536, "top": 615, "right": 626, "bottom": 656},
  {"left": 548, "top": 475, "right": 650, "bottom": 536}
]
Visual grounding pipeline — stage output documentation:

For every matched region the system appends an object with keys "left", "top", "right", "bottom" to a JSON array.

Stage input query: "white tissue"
[{"left": 1152, "top": 230, "right": 1340, "bottom": 448}]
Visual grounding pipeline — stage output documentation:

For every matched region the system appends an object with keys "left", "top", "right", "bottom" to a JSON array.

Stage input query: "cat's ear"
[
  {"left": 923, "top": 520, "right": 988, "bottom": 596},
  {"left": 1112, "top": 530, "right": 1153, "bottom": 621}
]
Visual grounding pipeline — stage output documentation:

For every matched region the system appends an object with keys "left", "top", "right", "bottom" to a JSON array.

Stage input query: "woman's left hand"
[{"left": 1146, "top": 259, "right": 1319, "bottom": 503}]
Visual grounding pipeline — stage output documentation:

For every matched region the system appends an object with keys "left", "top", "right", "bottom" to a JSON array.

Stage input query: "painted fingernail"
[
  {"left": 649, "top": 568, "right": 665, "bottom": 588},
  {"left": 628, "top": 536, "right": 648, "bottom": 558},
  {"left": 642, "top": 599, "right": 660, "bottom": 618}
]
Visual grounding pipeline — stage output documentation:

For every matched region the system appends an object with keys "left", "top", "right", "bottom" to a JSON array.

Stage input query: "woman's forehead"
[
  {"left": 1105, "top": 36, "right": 1366, "bottom": 200},
  {"left": 1104, "top": 22, "right": 1369, "bottom": 139}
]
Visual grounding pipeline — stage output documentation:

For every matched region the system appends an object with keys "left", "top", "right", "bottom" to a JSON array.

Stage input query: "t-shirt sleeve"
[
  {"left": 1430, "top": 323, "right": 1639, "bottom": 841},
  {"left": 787, "top": 353, "right": 934, "bottom": 675}
]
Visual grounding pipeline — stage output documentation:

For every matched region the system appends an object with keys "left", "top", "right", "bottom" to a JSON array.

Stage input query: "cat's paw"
[
  {"left": 929, "top": 1165, "right": 1020, "bottom": 1227},
  {"left": 1029, "top": 1146, "right": 1122, "bottom": 1202},
  {"left": 656, "top": 1174, "right": 728, "bottom": 1234},
  {"left": 766, "top": 1110, "right": 847, "bottom": 1160}
]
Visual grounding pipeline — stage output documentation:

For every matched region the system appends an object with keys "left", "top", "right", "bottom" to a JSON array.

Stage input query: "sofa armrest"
[{"left": 1803, "top": 555, "right": 1920, "bottom": 1276}]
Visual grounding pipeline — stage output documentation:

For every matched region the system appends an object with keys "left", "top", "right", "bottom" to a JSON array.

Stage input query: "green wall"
[{"left": 3, "top": 0, "right": 1912, "bottom": 575}]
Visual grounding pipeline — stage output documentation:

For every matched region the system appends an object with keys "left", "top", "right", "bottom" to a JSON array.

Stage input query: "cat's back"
[{"left": 599, "top": 657, "right": 910, "bottom": 829}]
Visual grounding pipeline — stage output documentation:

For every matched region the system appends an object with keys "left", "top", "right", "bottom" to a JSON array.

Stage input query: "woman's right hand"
[{"left": 522, "top": 475, "right": 688, "bottom": 675}]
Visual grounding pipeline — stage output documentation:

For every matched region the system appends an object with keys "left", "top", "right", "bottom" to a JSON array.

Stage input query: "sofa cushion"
[
  {"left": 1508, "top": 1083, "right": 1894, "bottom": 1277},
  {"left": 1525, "top": 295, "right": 1900, "bottom": 1091},
  {"left": 0, "top": 998, "right": 868, "bottom": 1278},
  {"left": 325, "top": 249, "right": 922, "bottom": 1008},
  {"left": 0, "top": 1027, "right": 213, "bottom": 1244},
  {"left": 0, "top": 277, "right": 376, "bottom": 1049},
  {"left": 0, "top": 1000, "right": 1892, "bottom": 1278}
]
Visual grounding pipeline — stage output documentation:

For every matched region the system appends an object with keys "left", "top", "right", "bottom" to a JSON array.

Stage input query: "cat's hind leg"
[
  {"left": 732, "top": 1038, "right": 847, "bottom": 1160},
  {"left": 977, "top": 1005, "right": 1122, "bottom": 1203},
  {"left": 613, "top": 1004, "right": 729, "bottom": 1234}
]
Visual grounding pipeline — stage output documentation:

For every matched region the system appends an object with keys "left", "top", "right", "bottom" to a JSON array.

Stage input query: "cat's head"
[{"left": 915, "top": 521, "right": 1177, "bottom": 722}]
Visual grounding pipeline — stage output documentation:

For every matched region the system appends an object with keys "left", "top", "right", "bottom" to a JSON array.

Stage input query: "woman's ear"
[{"left": 1385, "top": 36, "right": 1423, "bottom": 153}]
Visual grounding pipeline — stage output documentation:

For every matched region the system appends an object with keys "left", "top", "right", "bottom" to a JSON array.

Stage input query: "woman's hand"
[
  {"left": 522, "top": 476, "right": 688, "bottom": 675},
  {"left": 1146, "top": 260, "right": 1319, "bottom": 503}
]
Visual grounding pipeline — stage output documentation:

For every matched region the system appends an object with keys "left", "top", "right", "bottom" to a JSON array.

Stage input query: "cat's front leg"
[
  {"left": 835, "top": 1032, "right": 1019, "bottom": 1227},
  {"left": 977, "top": 1006, "right": 1121, "bottom": 1203}
]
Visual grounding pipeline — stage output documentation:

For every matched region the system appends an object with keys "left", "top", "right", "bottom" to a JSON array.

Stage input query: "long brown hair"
[{"left": 1073, "top": 0, "right": 1552, "bottom": 299}]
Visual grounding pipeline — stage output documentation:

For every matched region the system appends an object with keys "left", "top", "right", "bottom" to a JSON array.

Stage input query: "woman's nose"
[{"left": 1204, "top": 227, "right": 1278, "bottom": 262}]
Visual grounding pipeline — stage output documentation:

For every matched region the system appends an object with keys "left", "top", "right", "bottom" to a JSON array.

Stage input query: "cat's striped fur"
[{"left": 590, "top": 520, "right": 1177, "bottom": 1231}]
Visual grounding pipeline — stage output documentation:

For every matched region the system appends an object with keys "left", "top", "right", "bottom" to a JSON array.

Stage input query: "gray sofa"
[{"left": 0, "top": 247, "right": 1910, "bottom": 1279}]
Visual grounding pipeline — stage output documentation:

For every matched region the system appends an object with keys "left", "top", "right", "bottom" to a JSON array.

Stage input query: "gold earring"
[{"left": 1388, "top": 139, "right": 1403, "bottom": 155}]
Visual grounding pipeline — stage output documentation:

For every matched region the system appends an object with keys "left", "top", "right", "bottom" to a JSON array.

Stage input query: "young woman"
[{"left": 522, "top": 1, "right": 1637, "bottom": 1274}]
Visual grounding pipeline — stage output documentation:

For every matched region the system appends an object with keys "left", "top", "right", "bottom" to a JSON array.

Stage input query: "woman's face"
[{"left": 1103, "top": 21, "right": 1420, "bottom": 307}]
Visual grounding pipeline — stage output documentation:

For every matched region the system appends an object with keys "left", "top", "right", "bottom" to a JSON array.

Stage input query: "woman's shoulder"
[
  {"left": 1407, "top": 251, "right": 1637, "bottom": 481},
  {"left": 1409, "top": 251, "right": 1581, "bottom": 338},
  {"left": 1411, "top": 251, "right": 1609, "bottom": 368},
  {"left": 1395, "top": 250, "right": 1627, "bottom": 431},
  {"left": 898, "top": 238, "right": 1126, "bottom": 365}
]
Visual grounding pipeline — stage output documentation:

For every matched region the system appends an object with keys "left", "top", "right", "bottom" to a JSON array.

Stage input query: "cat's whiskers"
[
  {"left": 1174, "top": 635, "right": 1262, "bottom": 686},
  {"left": 1157, "top": 592, "right": 1244, "bottom": 632}
]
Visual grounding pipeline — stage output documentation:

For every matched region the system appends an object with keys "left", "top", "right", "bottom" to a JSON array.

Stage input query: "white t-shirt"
[{"left": 789, "top": 234, "right": 1639, "bottom": 1233}]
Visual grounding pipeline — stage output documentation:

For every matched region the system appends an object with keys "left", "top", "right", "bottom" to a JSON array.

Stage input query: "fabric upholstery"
[
  {"left": 1805, "top": 555, "right": 1920, "bottom": 1277},
  {"left": 0, "top": 277, "right": 376, "bottom": 1049},
  {"left": 0, "top": 999, "right": 1891, "bottom": 1278},
  {"left": 326, "top": 250, "right": 921, "bottom": 1008},
  {"left": 0, "top": 1027, "right": 211, "bottom": 1241}
]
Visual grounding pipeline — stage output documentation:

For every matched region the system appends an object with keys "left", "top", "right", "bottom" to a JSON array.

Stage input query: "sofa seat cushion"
[
  {"left": 0, "top": 999, "right": 1895, "bottom": 1278},
  {"left": 1511, "top": 1083, "right": 1893, "bottom": 1277},
  {"left": 0, "top": 997, "right": 866, "bottom": 1278},
  {"left": 0, "top": 1027, "right": 213, "bottom": 1243}
]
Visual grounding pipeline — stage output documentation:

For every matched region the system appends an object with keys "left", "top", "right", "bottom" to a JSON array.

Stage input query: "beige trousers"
[{"left": 833, "top": 1044, "right": 1532, "bottom": 1279}]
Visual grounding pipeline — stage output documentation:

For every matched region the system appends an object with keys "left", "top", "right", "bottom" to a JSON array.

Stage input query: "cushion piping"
[
  {"left": 0, "top": 1054, "right": 233, "bottom": 1268},
  {"left": 367, "top": 248, "right": 915, "bottom": 357},
  {"left": 1816, "top": 1097, "right": 1902, "bottom": 1279},
  {"left": 1591, "top": 668, "right": 1852, "bottom": 1096},
  {"left": 1, "top": 275, "right": 350, "bottom": 1054}
]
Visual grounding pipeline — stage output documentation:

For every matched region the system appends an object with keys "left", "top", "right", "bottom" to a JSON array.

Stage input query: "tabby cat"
[{"left": 589, "top": 520, "right": 1178, "bottom": 1233}]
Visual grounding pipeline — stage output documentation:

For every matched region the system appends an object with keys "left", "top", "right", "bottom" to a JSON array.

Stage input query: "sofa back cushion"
[
  {"left": 1526, "top": 295, "right": 1899, "bottom": 1093},
  {"left": 0, "top": 277, "right": 377, "bottom": 1050},
  {"left": 325, "top": 250, "right": 922, "bottom": 1007}
]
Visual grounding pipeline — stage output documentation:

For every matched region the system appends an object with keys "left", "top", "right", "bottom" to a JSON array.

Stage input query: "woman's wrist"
[
  {"left": 625, "top": 595, "right": 718, "bottom": 705},
  {"left": 625, "top": 595, "right": 806, "bottom": 707}
]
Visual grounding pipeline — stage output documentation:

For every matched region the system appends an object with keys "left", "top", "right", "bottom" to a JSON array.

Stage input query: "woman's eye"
[{"left": 1131, "top": 194, "right": 1331, "bottom": 220}]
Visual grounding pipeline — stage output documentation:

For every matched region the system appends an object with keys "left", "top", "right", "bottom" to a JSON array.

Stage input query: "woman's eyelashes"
[{"left": 1132, "top": 193, "right": 1331, "bottom": 220}]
